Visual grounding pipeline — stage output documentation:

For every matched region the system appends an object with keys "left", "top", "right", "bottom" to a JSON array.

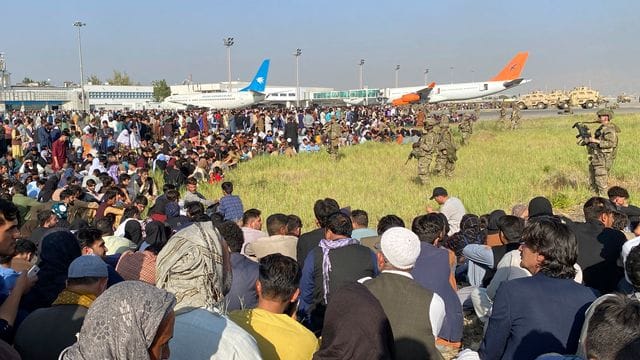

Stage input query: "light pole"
[
  {"left": 294, "top": 48, "right": 302, "bottom": 107},
  {"left": 73, "top": 21, "right": 87, "bottom": 112},
  {"left": 223, "top": 37, "right": 234, "bottom": 91},
  {"left": 424, "top": 68, "right": 429, "bottom": 85},
  {"left": 449, "top": 66, "right": 454, "bottom": 84},
  {"left": 359, "top": 59, "right": 365, "bottom": 89},
  {"left": 394, "top": 64, "right": 400, "bottom": 88}
]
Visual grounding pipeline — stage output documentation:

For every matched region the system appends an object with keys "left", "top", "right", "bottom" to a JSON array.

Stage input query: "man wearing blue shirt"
[{"left": 217, "top": 182, "right": 244, "bottom": 223}]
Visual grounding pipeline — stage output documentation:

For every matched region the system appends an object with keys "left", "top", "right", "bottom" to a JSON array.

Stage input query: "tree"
[
  {"left": 107, "top": 70, "right": 133, "bottom": 86},
  {"left": 88, "top": 74, "right": 101, "bottom": 85},
  {"left": 21, "top": 77, "right": 35, "bottom": 84},
  {"left": 152, "top": 79, "right": 171, "bottom": 102}
]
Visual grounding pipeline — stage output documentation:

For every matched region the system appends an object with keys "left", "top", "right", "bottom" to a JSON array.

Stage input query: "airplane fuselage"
[
  {"left": 387, "top": 79, "right": 529, "bottom": 104},
  {"left": 165, "top": 91, "right": 265, "bottom": 109}
]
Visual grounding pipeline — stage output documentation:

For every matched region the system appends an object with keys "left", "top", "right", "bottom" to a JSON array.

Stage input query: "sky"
[{"left": 2, "top": 0, "right": 638, "bottom": 95}]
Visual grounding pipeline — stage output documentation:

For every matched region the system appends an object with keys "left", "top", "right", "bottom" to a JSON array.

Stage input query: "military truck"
[
  {"left": 617, "top": 94, "right": 632, "bottom": 103},
  {"left": 547, "top": 90, "right": 569, "bottom": 108},
  {"left": 516, "top": 91, "right": 548, "bottom": 110},
  {"left": 557, "top": 86, "right": 605, "bottom": 109}
]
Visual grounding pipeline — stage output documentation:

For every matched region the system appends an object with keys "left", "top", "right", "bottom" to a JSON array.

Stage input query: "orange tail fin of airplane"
[{"left": 490, "top": 52, "right": 529, "bottom": 81}]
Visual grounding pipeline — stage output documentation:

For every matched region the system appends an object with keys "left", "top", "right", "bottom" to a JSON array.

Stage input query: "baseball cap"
[
  {"left": 430, "top": 187, "right": 448, "bottom": 200},
  {"left": 379, "top": 227, "right": 421, "bottom": 270},
  {"left": 68, "top": 255, "right": 108, "bottom": 279}
]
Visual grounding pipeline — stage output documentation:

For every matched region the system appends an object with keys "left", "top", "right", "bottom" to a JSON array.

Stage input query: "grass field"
[{"left": 180, "top": 113, "right": 639, "bottom": 231}]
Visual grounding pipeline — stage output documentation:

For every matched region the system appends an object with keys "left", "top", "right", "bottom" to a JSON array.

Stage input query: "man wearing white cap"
[{"left": 363, "top": 227, "right": 446, "bottom": 360}]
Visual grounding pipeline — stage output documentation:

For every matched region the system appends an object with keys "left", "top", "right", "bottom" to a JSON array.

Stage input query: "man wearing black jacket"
[
  {"left": 296, "top": 198, "right": 340, "bottom": 267},
  {"left": 608, "top": 186, "right": 640, "bottom": 225},
  {"left": 568, "top": 197, "right": 625, "bottom": 294}
]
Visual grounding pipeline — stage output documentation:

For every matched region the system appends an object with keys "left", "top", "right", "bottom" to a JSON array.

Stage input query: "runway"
[{"left": 477, "top": 103, "right": 640, "bottom": 120}]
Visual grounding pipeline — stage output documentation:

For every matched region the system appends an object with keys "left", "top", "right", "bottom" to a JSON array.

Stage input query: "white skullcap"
[{"left": 380, "top": 227, "right": 421, "bottom": 270}]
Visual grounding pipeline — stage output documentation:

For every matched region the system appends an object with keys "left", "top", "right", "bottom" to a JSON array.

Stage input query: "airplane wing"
[
  {"left": 391, "top": 82, "right": 436, "bottom": 106},
  {"left": 416, "top": 82, "right": 436, "bottom": 101}
]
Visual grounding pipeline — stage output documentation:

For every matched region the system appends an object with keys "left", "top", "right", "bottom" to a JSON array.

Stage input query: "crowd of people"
[{"left": 0, "top": 105, "right": 637, "bottom": 359}]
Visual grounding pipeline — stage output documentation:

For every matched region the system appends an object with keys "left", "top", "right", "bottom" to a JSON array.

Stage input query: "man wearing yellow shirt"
[{"left": 230, "top": 254, "right": 319, "bottom": 360}]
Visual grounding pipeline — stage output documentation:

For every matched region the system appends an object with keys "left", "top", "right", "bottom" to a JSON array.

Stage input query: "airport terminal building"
[{"left": 0, "top": 83, "right": 336, "bottom": 112}]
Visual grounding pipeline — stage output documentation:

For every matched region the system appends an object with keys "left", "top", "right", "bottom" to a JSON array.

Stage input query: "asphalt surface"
[{"left": 477, "top": 103, "right": 640, "bottom": 120}]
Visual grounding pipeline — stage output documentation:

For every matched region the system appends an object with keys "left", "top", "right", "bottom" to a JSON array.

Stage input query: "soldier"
[
  {"left": 409, "top": 119, "right": 438, "bottom": 184},
  {"left": 448, "top": 104, "right": 457, "bottom": 122},
  {"left": 433, "top": 118, "right": 457, "bottom": 177},
  {"left": 458, "top": 114, "right": 473, "bottom": 145},
  {"left": 474, "top": 103, "right": 481, "bottom": 120},
  {"left": 586, "top": 108, "right": 619, "bottom": 195},
  {"left": 326, "top": 115, "right": 342, "bottom": 160},
  {"left": 510, "top": 103, "right": 521, "bottom": 130},
  {"left": 498, "top": 101, "right": 507, "bottom": 126}
]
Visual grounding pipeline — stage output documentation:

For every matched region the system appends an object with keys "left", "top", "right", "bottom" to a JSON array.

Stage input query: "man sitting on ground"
[
  {"left": 217, "top": 181, "right": 244, "bottom": 223},
  {"left": 350, "top": 209, "right": 377, "bottom": 241},
  {"left": 479, "top": 217, "right": 597, "bottom": 360},
  {"left": 240, "top": 209, "right": 267, "bottom": 255},
  {"left": 14, "top": 255, "right": 108, "bottom": 360},
  {"left": 245, "top": 213, "right": 298, "bottom": 261},
  {"left": 411, "top": 213, "right": 463, "bottom": 349},
  {"left": 230, "top": 254, "right": 319, "bottom": 359},
  {"left": 218, "top": 221, "right": 259, "bottom": 311},
  {"left": 363, "top": 227, "right": 445, "bottom": 360},
  {"left": 608, "top": 185, "right": 640, "bottom": 225},
  {"left": 296, "top": 198, "right": 340, "bottom": 266}
]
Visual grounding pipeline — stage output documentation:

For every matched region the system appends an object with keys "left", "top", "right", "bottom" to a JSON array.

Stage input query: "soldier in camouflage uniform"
[
  {"left": 326, "top": 115, "right": 342, "bottom": 160},
  {"left": 433, "top": 118, "right": 458, "bottom": 177},
  {"left": 410, "top": 119, "right": 438, "bottom": 184},
  {"left": 510, "top": 103, "right": 521, "bottom": 130},
  {"left": 586, "top": 108, "right": 619, "bottom": 195},
  {"left": 474, "top": 103, "right": 481, "bottom": 120},
  {"left": 458, "top": 115, "right": 473, "bottom": 146},
  {"left": 498, "top": 101, "right": 507, "bottom": 127}
]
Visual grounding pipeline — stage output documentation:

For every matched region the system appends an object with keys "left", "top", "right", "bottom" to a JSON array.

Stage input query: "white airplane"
[
  {"left": 388, "top": 52, "right": 530, "bottom": 106},
  {"left": 164, "top": 59, "right": 270, "bottom": 109}
]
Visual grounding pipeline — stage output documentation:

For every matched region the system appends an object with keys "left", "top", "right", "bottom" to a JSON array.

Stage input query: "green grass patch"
[{"left": 159, "top": 113, "right": 640, "bottom": 231}]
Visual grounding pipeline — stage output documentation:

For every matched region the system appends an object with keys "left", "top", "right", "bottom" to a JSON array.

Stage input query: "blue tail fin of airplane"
[{"left": 240, "top": 59, "right": 270, "bottom": 93}]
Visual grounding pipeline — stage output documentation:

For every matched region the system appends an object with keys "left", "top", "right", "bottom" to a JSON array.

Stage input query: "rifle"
[
  {"left": 572, "top": 121, "right": 598, "bottom": 149},
  {"left": 405, "top": 153, "right": 415, "bottom": 165}
]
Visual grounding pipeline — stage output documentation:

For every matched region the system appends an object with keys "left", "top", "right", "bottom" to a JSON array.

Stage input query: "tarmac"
[{"left": 477, "top": 102, "right": 640, "bottom": 120}]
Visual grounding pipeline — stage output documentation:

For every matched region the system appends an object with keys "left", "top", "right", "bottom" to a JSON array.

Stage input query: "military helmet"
[
  {"left": 596, "top": 108, "right": 614, "bottom": 120},
  {"left": 425, "top": 117, "right": 438, "bottom": 127}
]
